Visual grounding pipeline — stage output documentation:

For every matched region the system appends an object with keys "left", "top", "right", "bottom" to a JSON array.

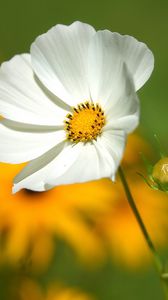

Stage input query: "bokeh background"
[{"left": 0, "top": 0, "right": 168, "bottom": 299}]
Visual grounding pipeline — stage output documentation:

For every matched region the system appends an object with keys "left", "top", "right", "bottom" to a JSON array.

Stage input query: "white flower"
[{"left": 0, "top": 21, "right": 154, "bottom": 193}]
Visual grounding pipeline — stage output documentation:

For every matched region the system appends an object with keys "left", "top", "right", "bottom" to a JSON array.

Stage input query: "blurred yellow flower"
[
  {"left": 46, "top": 285, "right": 94, "bottom": 300},
  {"left": 13, "top": 278, "right": 94, "bottom": 300},
  {"left": 0, "top": 162, "right": 116, "bottom": 268}
]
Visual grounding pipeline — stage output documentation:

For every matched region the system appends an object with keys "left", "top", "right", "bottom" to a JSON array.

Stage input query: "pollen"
[{"left": 64, "top": 101, "right": 105, "bottom": 143}]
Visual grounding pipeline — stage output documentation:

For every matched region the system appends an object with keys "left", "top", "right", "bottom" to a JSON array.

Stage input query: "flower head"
[{"left": 0, "top": 21, "right": 154, "bottom": 192}]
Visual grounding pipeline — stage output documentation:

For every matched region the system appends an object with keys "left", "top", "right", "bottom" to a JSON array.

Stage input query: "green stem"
[{"left": 118, "top": 166, "right": 168, "bottom": 299}]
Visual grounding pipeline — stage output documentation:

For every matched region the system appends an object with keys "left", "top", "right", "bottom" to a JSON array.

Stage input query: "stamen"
[{"left": 64, "top": 101, "right": 105, "bottom": 143}]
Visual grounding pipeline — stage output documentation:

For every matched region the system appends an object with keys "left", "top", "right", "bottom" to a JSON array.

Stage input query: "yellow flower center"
[{"left": 65, "top": 101, "right": 105, "bottom": 143}]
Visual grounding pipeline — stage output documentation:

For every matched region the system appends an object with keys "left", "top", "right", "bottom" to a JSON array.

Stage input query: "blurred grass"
[
  {"left": 40, "top": 240, "right": 163, "bottom": 300},
  {"left": 0, "top": 240, "right": 164, "bottom": 300},
  {"left": 0, "top": 0, "right": 167, "bottom": 299}
]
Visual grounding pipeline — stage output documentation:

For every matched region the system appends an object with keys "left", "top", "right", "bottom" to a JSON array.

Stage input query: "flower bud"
[{"left": 152, "top": 157, "right": 168, "bottom": 184}]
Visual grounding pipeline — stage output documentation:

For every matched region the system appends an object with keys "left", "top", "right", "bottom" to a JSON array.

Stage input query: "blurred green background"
[{"left": 0, "top": 0, "right": 167, "bottom": 299}]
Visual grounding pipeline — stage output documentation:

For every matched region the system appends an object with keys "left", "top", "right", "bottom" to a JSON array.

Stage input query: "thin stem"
[
  {"left": 118, "top": 166, "right": 168, "bottom": 299},
  {"left": 118, "top": 166, "right": 163, "bottom": 273}
]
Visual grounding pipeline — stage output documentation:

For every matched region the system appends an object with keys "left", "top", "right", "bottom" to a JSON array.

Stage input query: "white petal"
[
  {"left": 106, "top": 32, "right": 154, "bottom": 91},
  {"left": 0, "top": 119, "right": 65, "bottom": 163},
  {"left": 13, "top": 138, "right": 116, "bottom": 193},
  {"left": 95, "top": 129, "right": 126, "bottom": 178},
  {"left": 48, "top": 131, "right": 126, "bottom": 188},
  {"left": 88, "top": 30, "right": 139, "bottom": 133},
  {"left": 50, "top": 142, "right": 112, "bottom": 186},
  {"left": 104, "top": 114, "right": 139, "bottom": 134},
  {"left": 88, "top": 30, "right": 124, "bottom": 105},
  {"left": 0, "top": 54, "right": 69, "bottom": 125},
  {"left": 31, "top": 21, "right": 96, "bottom": 106},
  {"left": 103, "top": 64, "right": 140, "bottom": 134},
  {"left": 13, "top": 142, "right": 82, "bottom": 192}
]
